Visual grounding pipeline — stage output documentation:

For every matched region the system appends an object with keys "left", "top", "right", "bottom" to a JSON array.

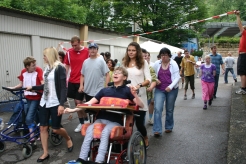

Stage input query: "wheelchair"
[
  {"left": 78, "top": 96, "right": 147, "bottom": 164},
  {"left": 0, "top": 87, "right": 63, "bottom": 158}
]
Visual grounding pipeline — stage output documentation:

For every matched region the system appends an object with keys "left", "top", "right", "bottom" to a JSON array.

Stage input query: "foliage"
[
  {"left": 200, "top": 37, "right": 240, "bottom": 45},
  {"left": 191, "top": 50, "right": 203, "bottom": 57},
  {"left": 1, "top": 0, "right": 88, "bottom": 23},
  {"left": 2, "top": 0, "right": 237, "bottom": 47},
  {"left": 205, "top": 0, "right": 246, "bottom": 21},
  {"left": 114, "top": 0, "right": 208, "bottom": 47}
]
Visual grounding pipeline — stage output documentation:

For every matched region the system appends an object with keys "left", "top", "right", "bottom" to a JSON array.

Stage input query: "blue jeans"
[
  {"left": 214, "top": 74, "right": 219, "bottom": 96},
  {"left": 153, "top": 88, "right": 178, "bottom": 134},
  {"left": 224, "top": 68, "right": 236, "bottom": 83},
  {"left": 26, "top": 99, "right": 40, "bottom": 126}
]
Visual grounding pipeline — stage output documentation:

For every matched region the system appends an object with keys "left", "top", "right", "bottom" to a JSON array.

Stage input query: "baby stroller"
[{"left": 0, "top": 87, "right": 63, "bottom": 158}]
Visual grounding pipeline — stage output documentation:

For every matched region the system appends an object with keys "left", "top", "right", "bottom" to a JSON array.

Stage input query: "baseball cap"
[{"left": 88, "top": 43, "right": 98, "bottom": 48}]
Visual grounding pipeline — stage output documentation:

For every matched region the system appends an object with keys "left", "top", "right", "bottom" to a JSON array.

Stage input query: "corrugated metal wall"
[
  {"left": 40, "top": 37, "right": 71, "bottom": 67},
  {"left": 114, "top": 46, "right": 126, "bottom": 62},
  {"left": 97, "top": 44, "right": 110, "bottom": 54},
  {"left": 0, "top": 14, "right": 79, "bottom": 40},
  {"left": 0, "top": 33, "right": 31, "bottom": 87}
]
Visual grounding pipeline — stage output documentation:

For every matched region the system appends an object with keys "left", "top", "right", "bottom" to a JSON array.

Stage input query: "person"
[
  {"left": 152, "top": 48, "right": 180, "bottom": 136},
  {"left": 114, "top": 59, "right": 121, "bottom": 67},
  {"left": 100, "top": 52, "right": 105, "bottom": 59},
  {"left": 104, "top": 51, "right": 111, "bottom": 61},
  {"left": 174, "top": 51, "right": 184, "bottom": 88},
  {"left": 195, "top": 57, "right": 202, "bottom": 78},
  {"left": 142, "top": 49, "right": 154, "bottom": 67},
  {"left": 64, "top": 67, "right": 144, "bottom": 164},
  {"left": 224, "top": 52, "right": 237, "bottom": 84},
  {"left": 141, "top": 49, "right": 157, "bottom": 125},
  {"left": 180, "top": 50, "right": 196, "bottom": 100},
  {"left": 9, "top": 57, "right": 43, "bottom": 148},
  {"left": 79, "top": 43, "right": 110, "bottom": 102},
  {"left": 58, "top": 51, "right": 72, "bottom": 119},
  {"left": 64, "top": 36, "right": 89, "bottom": 132},
  {"left": 106, "top": 59, "right": 116, "bottom": 82},
  {"left": 123, "top": 42, "right": 151, "bottom": 148},
  {"left": 209, "top": 45, "right": 225, "bottom": 98},
  {"left": 200, "top": 55, "right": 216, "bottom": 110},
  {"left": 27, "top": 47, "right": 73, "bottom": 163},
  {"left": 235, "top": 10, "right": 246, "bottom": 94}
]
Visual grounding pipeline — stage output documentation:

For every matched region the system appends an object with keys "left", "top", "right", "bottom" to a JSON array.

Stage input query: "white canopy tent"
[{"left": 140, "top": 41, "right": 184, "bottom": 61}]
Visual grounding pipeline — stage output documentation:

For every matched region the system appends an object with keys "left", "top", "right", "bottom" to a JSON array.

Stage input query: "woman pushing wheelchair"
[{"left": 64, "top": 67, "right": 144, "bottom": 164}]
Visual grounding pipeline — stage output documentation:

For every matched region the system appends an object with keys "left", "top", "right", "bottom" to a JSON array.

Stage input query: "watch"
[{"left": 138, "top": 83, "right": 143, "bottom": 87}]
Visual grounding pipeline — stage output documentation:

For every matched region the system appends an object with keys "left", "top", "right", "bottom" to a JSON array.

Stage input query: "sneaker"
[
  {"left": 208, "top": 99, "right": 212, "bottom": 106},
  {"left": 0, "top": 118, "right": 4, "bottom": 130},
  {"left": 184, "top": 95, "right": 187, "bottom": 100},
  {"left": 192, "top": 94, "right": 195, "bottom": 99},
  {"left": 74, "top": 124, "right": 82, "bottom": 132},
  {"left": 203, "top": 104, "right": 207, "bottom": 110},
  {"left": 234, "top": 79, "right": 237, "bottom": 82},
  {"left": 235, "top": 88, "right": 246, "bottom": 95},
  {"left": 148, "top": 119, "right": 153, "bottom": 125}
]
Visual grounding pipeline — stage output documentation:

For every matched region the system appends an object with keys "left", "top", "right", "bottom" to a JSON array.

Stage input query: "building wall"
[
  {"left": 0, "top": 10, "right": 148, "bottom": 87},
  {"left": 0, "top": 33, "right": 32, "bottom": 87}
]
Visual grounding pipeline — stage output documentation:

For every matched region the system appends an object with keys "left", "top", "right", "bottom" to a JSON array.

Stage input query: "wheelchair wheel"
[
  {"left": 22, "top": 144, "right": 32, "bottom": 158},
  {"left": 49, "top": 128, "right": 63, "bottom": 146},
  {"left": 127, "top": 131, "right": 146, "bottom": 164},
  {"left": 0, "top": 141, "right": 6, "bottom": 152}
]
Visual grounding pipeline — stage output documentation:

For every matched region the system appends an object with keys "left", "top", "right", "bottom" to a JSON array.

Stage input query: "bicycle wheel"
[
  {"left": 0, "top": 141, "right": 6, "bottom": 153},
  {"left": 127, "top": 131, "right": 146, "bottom": 164}
]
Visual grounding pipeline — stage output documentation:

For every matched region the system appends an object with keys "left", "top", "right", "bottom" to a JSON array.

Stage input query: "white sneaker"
[
  {"left": 148, "top": 119, "right": 153, "bottom": 125},
  {"left": 235, "top": 88, "right": 246, "bottom": 95},
  {"left": 74, "top": 123, "right": 82, "bottom": 132},
  {"left": 0, "top": 118, "right": 4, "bottom": 130}
]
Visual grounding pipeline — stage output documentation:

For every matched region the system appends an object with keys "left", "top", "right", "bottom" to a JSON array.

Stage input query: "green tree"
[{"left": 115, "top": 0, "right": 208, "bottom": 47}]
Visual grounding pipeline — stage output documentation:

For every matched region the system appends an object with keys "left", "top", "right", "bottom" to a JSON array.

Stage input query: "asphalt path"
[{"left": 0, "top": 71, "right": 236, "bottom": 164}]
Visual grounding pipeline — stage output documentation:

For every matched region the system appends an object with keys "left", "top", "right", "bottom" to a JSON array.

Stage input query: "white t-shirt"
[{"left": 40, "top": 67, "right": 59, "bottom": 108}]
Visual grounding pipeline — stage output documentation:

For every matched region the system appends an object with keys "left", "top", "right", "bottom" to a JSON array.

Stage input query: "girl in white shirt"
[{"left": 122, "top": 42, "right": 151, "bottom": 148}]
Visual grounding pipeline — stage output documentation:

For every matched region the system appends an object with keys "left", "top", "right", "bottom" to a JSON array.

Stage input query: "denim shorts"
[{"left": 39, "top": 105, "right": 62, "bottom": 129}]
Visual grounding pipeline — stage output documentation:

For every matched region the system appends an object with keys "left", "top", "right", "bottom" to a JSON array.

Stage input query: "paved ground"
[{"left": 0, "top": 73, "right": 238, "bottom": 164}]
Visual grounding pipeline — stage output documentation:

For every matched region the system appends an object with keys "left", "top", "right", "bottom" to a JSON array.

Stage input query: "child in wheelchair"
[{"left": 64, "top": 67, "right": 144, "bottom": 164}]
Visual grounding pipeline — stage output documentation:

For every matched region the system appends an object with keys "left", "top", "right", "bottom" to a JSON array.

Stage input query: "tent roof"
[{"left": 140, "top": 41, "right": 184, "bottom": 54}]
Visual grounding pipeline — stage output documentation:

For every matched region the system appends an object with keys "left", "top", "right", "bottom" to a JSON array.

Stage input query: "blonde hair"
[
  {"left": 43, "top": 47, "right": 61, "bottom": 69},
  {"left": 205, "top": 55, "right": 210, "bottom": 59}
]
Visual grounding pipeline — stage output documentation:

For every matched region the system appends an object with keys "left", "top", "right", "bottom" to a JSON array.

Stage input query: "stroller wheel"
[
  {"left": 22, "top": 144, "right": 32, "bottom": 158},
  {"left": 49, "top": 128, "right": 63, "bottom": 146},
  {"left": 0, "top": 141, "right": 6, "bottom": 152}
]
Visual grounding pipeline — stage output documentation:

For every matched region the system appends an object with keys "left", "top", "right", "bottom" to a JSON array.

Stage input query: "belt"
[{"left": 239, "top": 52, "right": 246, "bottom": 54}]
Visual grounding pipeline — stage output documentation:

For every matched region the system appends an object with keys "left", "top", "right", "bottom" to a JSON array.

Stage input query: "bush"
[{"left": 191, "top": 50, "right": 203, "bottom": 57}]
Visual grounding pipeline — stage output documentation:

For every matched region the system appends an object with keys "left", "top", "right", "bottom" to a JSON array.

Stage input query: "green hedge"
[{"left": 200, "top": 37, "right": 240, "bottom": 45}]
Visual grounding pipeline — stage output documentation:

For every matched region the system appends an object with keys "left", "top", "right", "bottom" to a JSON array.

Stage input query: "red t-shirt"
[
  {"left": 239, "top": 30, "right": 246, "bottom": 53},
  {"left": 64, "top": 47, "right": 89, "bottom": 83},
  {"left": 18, "top": 66, "right": 43, "bottom": 100}
]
